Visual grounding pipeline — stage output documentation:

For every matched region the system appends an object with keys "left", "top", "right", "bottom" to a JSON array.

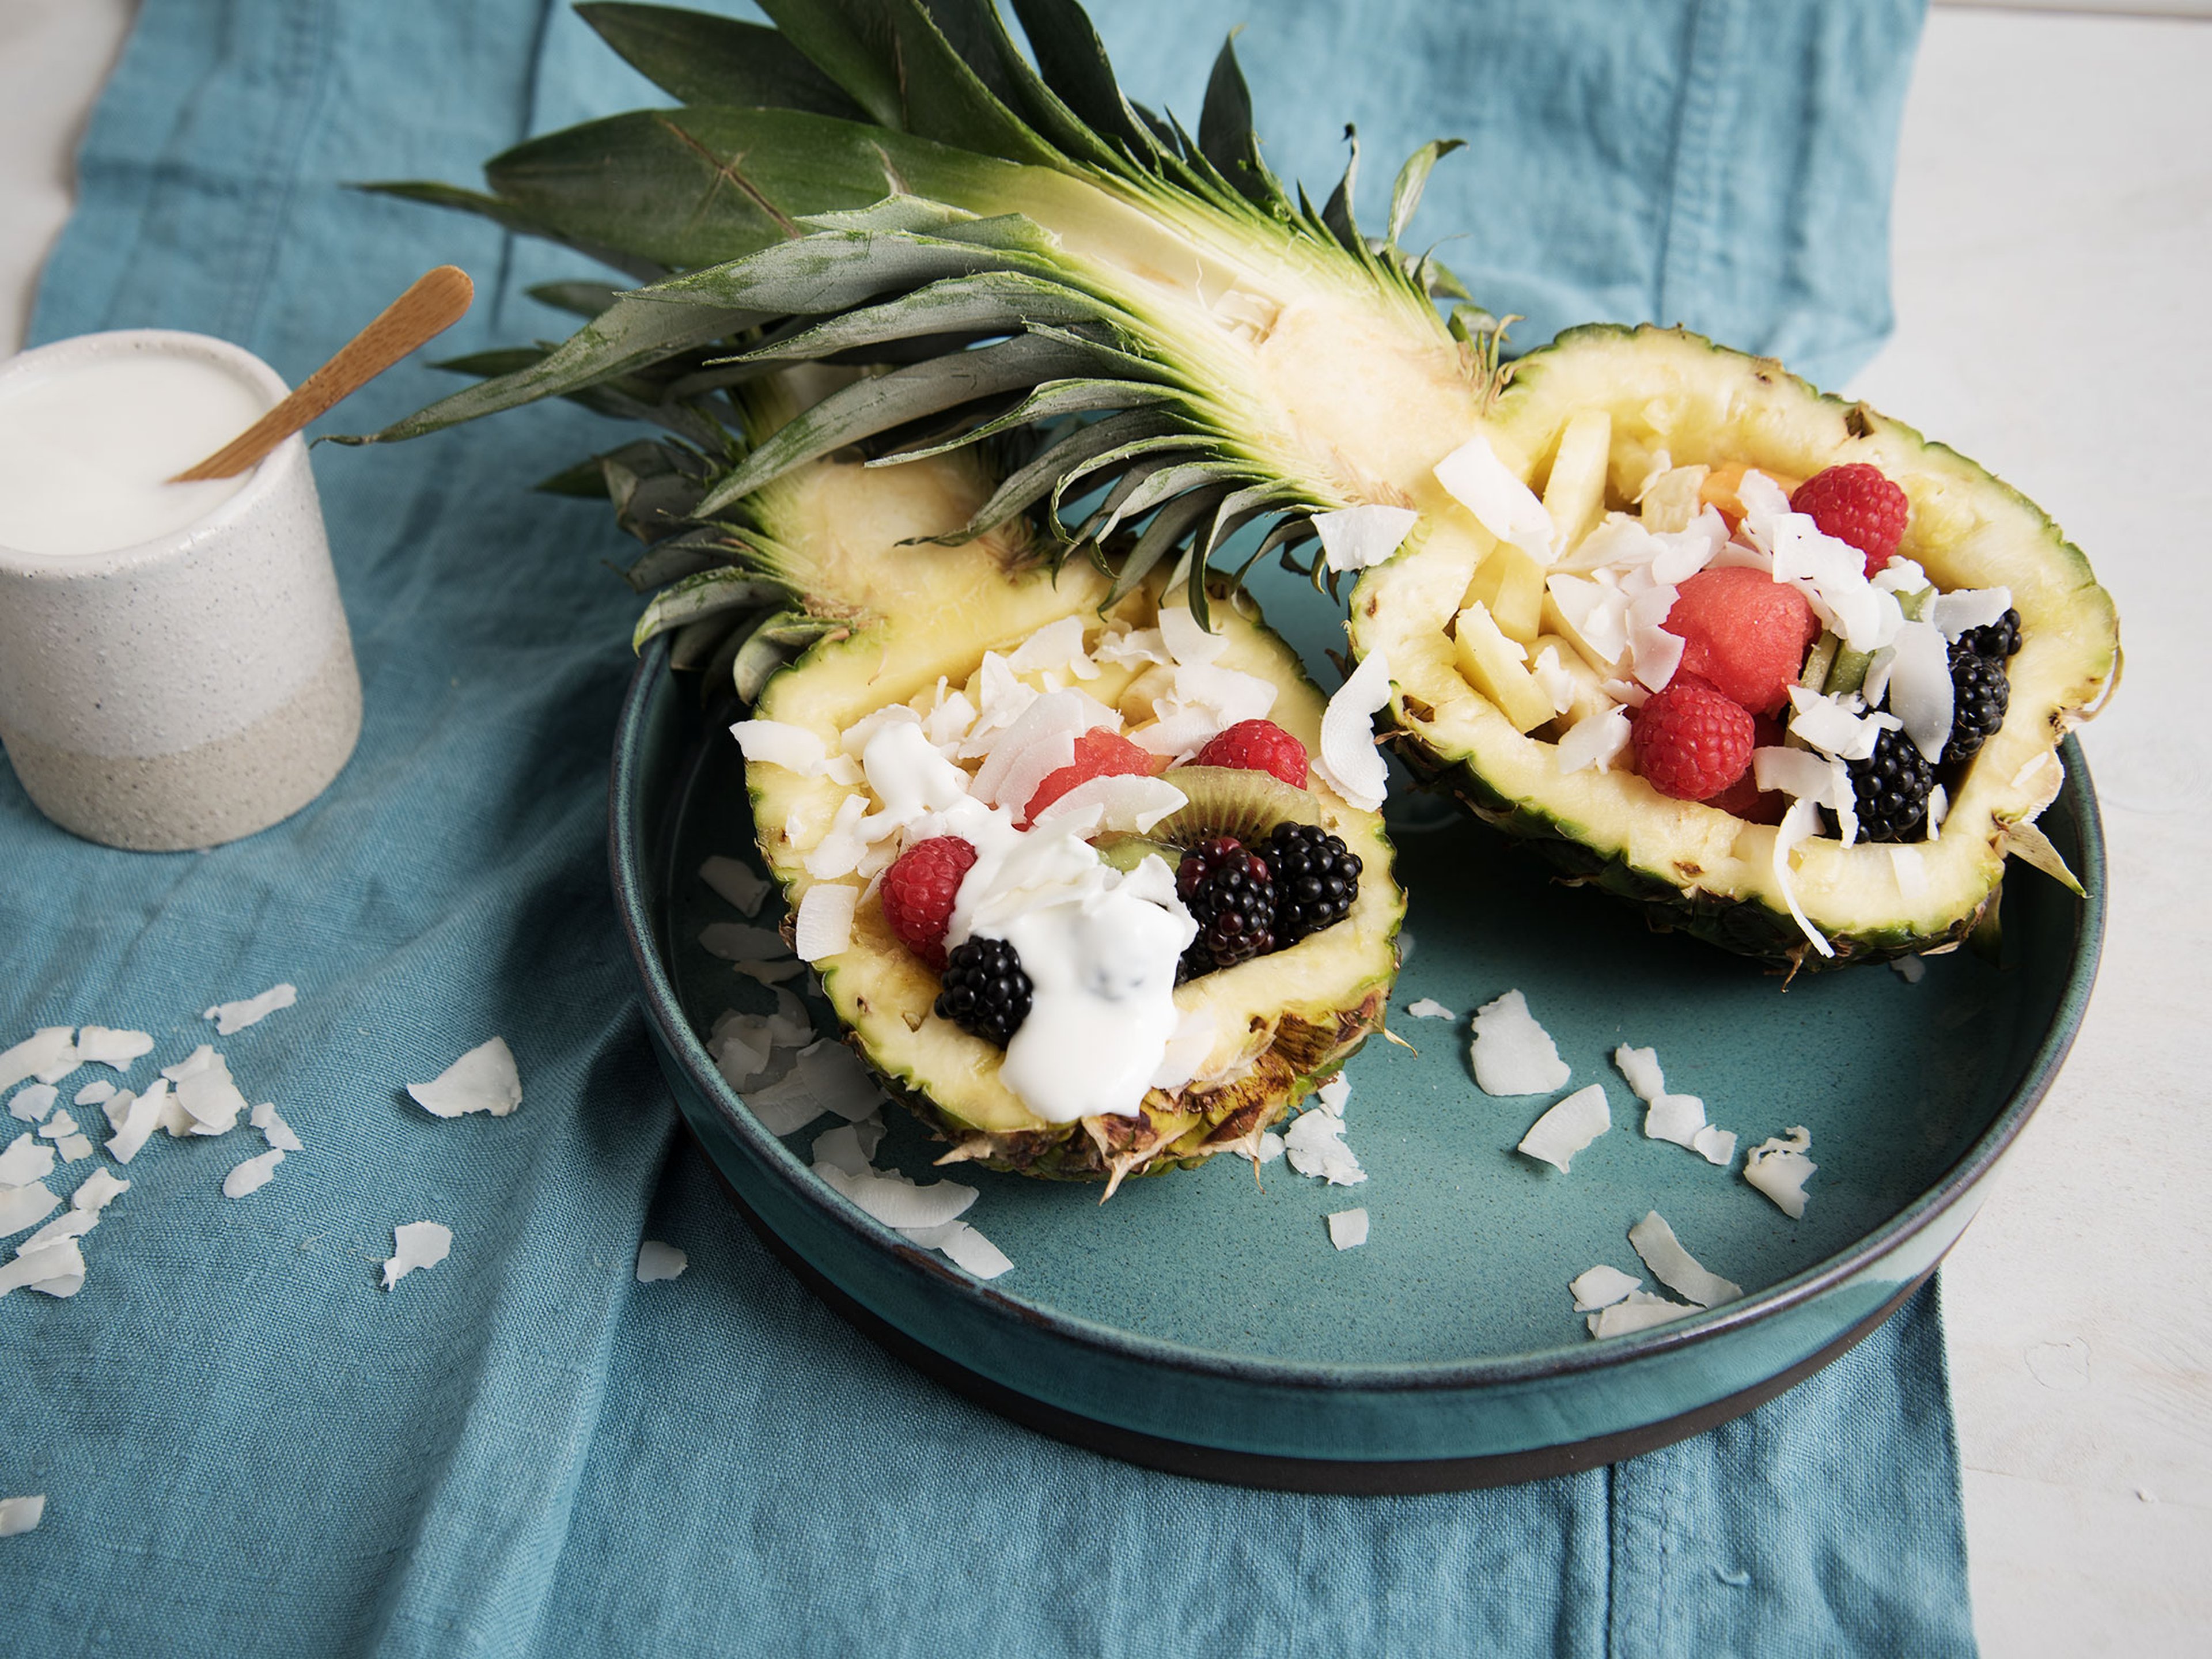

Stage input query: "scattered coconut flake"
[
  {"left": 710, "top": 1022, "right": 772, "bottom": 1090},
  {"left": 0, "top": 1183, "right": 59, "bottom": 1239},
  {"left": 0, "top": 1133, "right": 55, "bottom": 1188},
  {"left": 1517, "top": 1084, "right": 1611, "bottom": 1172},
  {"left": 1316, "top": 1074, "right": 1351, "bottom": 1116},
  {"left": 70, "top": 1169, "right": 127, "bottom": 1213},
  {"left": 0, "top": 1237, "right": 84, "bottom": 1297},
  {"left": 36, "top": 1111, "right": 78, "bottom": 1141},
  {"left": 698, "top": 922, "right": 790, "bottom": 961},
  {"left": 730, "top": 718, "right": 828, "bottom": 775},
  {"left": 1628, "top": 1211, "right": 1743, "bottom": 1307},
  {"left": 1570, "top": 1264, "right": 1643, "bottom": 1312},
  {"left": 1156, "top": 596, "right": 1228, "bottom": 668},
  {"left": 1629, "top": 622, "right": 1685, "bottom": 692},
  {"left": 1284, "top": 1107, "right": 1366, "bottom": 1185},
  {"left": 766, "top": 990, "right": 814, "bottom": 1048},
  {"left": 791, "top": 1041, "right": 884, "bottom": 1123},
  {"left": 55, "top": 1135, "right": 92, "bottom": 1163},
  {"left": 249, "top": 1102, "right": 304, "bottom": 1152},
  {"left": 8, "top": 1084, "right": 56, "bottom": 1124},
  {"left": 1149, "top": 1007, "right": 1215, "bottom": 1090},
  {"left": 1468, "top": 990, "right": 1570, "bottom": 1096},
  {"left": 1690, "top": 1125, "right": 1738, "bottom": 1166},
  {"left": 933, "top": 1221, "right": 1014, "bottom": 1279},
  {"left": 1434, "top": 434, "right": 1554, "bottom": 561},
  {"left": 1643, "top": 1093, "right": 1709, "bottom": 1149},
  {"left": 222, "top": 1148, "right": 284, "bottom": 1199},
  {"left": 0, "top": 1028, "right": 74, "bottom": 1093},
  {"left": 1891, "top": 955, "right": 1927, "bottom": 984},
  {"left": 809, "top": 1123, "right": 875, "bottom": 1178},
  {"left": 99, "top": 1089, "right": 135, "bottom": 1135},
  {"left": 202, "top": 986, "right": 296, "bottom": 1038},
  {"left": 407, "top": 1037, "right": 522, "bottom": 1119},
  {"left": 740, "top": 1070, "right": 825, "bottom": 1137},
  {"left": 635, "top": 1240, "right": 688, "bottom": 1282},
  {"left": 174, "top": 1062, "right": 249, "bottom": 1136},
  {"left": 816, "top": 1161, "right": 978, "bottom": 1230},
  {"left": 21, "top": 1207, "right": 99, "bottom": 1252},
  {"left": 1612, "top": 1045, "right": 1664, "bottom": 1103},
  {"left": 1007, "top": 615, "right": 1100, "bottom": 680},
  {"left": 104, "top": 1084, "right": 165, "bottom": 1164},
  {"left": 1255, "top": 1130, "right": 1285, "bottom": 1164},
  {"left": 1327, "top": 1208, "right": 1370, "bottom": 1250},
  {"left": 1555, "top": 705, "right": 1631, "bottom": 775},
  {"left": 0, "top": 1495, "right": 46, "bottom": 1536},
  {"left": 72, "top": 1080, "right": 113, "bottom": 1108},
  {"left": 1886, "top": 620, "right": 1955, "bottom": 762},
  {"left": 1092, "top": 624, "right": 1169, "bottom": 671},
  {"left": 699, "top": 854, "right": 771, "bottom": 916},
  {"left": 1032, "top": 773, "right": 1187, "bottom": 836},
  {"left": 1407, "top": 998, "right": 1455, "bottom": 1021},
  {"left": 1744, "top": 1127, "right": 1817, "bottom": 1219},
  {"left": 381, "top": 1221, "right": 453, "bottom": 1289},
  {"left": 1315, "top": 505, "right": 1421, "bottom": 572},
  {"left": 793, "top": 882, "right": 859, "bottom": 963},
  {"left": 1312, "top": 648, "right": 1392, "bottom": 810},
  {"left": 1588, "top": 1289, "right": 1699, "bottom": 1338}
]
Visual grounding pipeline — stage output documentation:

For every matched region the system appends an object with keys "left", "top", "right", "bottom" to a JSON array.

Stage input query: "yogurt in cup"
[{"left": 0, "top": 330, "right": 361, "bottom": 850}]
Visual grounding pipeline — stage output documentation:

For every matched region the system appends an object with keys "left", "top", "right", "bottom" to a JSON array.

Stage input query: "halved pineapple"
[{"left": 1350, "top": 324, "right": 2120, "bottom": 968}]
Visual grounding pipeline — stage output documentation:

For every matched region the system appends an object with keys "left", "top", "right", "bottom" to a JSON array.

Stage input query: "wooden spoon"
[{"left": 170, "top": 265, "right": 474, "bottom": 482}]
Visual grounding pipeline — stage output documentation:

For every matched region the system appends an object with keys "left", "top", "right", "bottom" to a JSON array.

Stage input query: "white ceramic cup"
[{"left": 0, "top": 329, "right": 361, "bottom": 851}]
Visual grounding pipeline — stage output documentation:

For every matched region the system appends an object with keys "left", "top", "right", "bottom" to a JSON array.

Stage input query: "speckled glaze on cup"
[{"left": 0, "top": 330, "right": 360, "bottom": 851}]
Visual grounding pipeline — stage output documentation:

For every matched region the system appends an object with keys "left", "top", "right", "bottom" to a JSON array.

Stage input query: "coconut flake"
[
  {"left": 1570, "top": 1264, "right": 1643, "bottom": 1311},
  {"left": 70, "top": 1169, "right": 128, "bottom": 1213},
  {"left": 1612, "top": 1045, "right": 1665, "bottom": 1103},
  {"left": 634, "top": 1239, "right": 688, "bottom": 1282},
  {"left": 1008, "top": 615, "right": 1100, "bottom": 681},
  {"left": 933, "top": 1222, "right": 1014, "bottom": 1279},
  {"left": 1771, "top": 797, "right": 1837, "bottom": 960},
  {"left": 1434, "top": 434, "right": 1555, "bottom": 561},
  {"left": 1313, "top": 648, "right": 1392, "bottom": 810},
  {"left": 36, "top": 1111, "right": 77, "bottom": 1141},
  {"left": 1929, "top": 586, "right": 2013, "bottom": 640},
  {"left": 1327, "top": 1208, "right": 1371, "bottom": 1250},
  {"left": 1886, "top": 620, "right": 1955, "bottom": 762},
  {"left": 104, "top": 1083, "right": 164, "bottom": 1164},
  {"left": 699, "top": 854, "right": 771, "bottom": 915},
  {"left": 731, "top": 719, "right": 829, "bottom": 775},
  {"left": 698, "top": 922, "right": 790, "bottom": 962},
  {"left": 1284, "top": 1107, "right": 1366, "bottom": 1185},
  {"left": 816, "top": 1161, "right": 978, "bottom": 1230},
  {"left": 381, "top": 1221, "right": 453, "bottom": 1289},
  {"left": 249, "top": 1102, "right": 303, "bottom": 1153},
  {"left": 1517, "top": 1084, "right": 1611, "bottom": 1172},
  {"left": 1406, "top": 998, "right": 1454, "bottom": 1021},
  {"left": 407, "top": 1037, "right": 522, "bottom": 1119},
  {"left": 20, "top": 1207, "right": 99, "bottom": 1253},
  {"left": 174, "top": 1063, "right": 249, "bottom": 1136},
  {"left": 1588, "top": 1289, "right": 1699, "bottom": 1338},
  {"left": 1468, "top": 989, "right": 1570, "bottom": 1096},
  {"left": 1627, "top": 1211, "right": 1743, "bottom": 1307},
  {"left": 0, "top": 1237, "right": 84, "bottom": 1298},
  {"left": 0, "top": 1133, "right": 55, "bottom": 1188},
  {"left": 0, "top": 1183, "right": 59, "bottom": 1239},
  {"left": 793, "top": 882, "right": 859, "bottom": 963},
  {"left": 1629, "top": 624, "right": 1685, "bottom": 693},
  {"left": 791, "top": 1041, "right": 884, "bottom": 1123},
  {"left": 0, "top": 1028, "right": 74, "bottom": 1093},
  {"left": 0, "top": 1495, "right": 46, "bottom": 1536},
  {"left": 1149, "top": 1006, "right": 1215, "bottom": 1091},
  {"left": 7, "top": 1084, "right": 56, "bottom": 1124},
  {"left": 1556, "top": 705, "right": 1631, "bottom": 775},
  {"left": 1315, "top": 1074, "right": 1351, "bottom": 1117},
  {"left": 222, "top": 1148, "right": 284, "bottom": 1198},
  {"left": 1032, "top": 774, "right": 1187, "bottom": 836},
  {"left": 72, "top": 1081, "right": 113, "bottom": 1108},
  {"left": 1316, "top": 505, "right": 1421, "bottom": 573},
  {"left": 1690, "top": 1124, "right": 1738, "bottom": 1166},
  {"left": 1156, "top": 598, "right": 1229, "bottom": 668},
  {"left": 1643, "top": 1093, "right": 1709, "bottom": 1149},
  {"left": 202, "top": 985, "right": 296, "bottom": 1039},
  {"left": 1744, "top": 1127, "right": 1817, "bottom": 1219},
  {"left": 1786, "top": 687, "right": 1896, "bottom": 763},
  {"left": 1891, "top": 955, "right": 1927, "bottom": 984}
]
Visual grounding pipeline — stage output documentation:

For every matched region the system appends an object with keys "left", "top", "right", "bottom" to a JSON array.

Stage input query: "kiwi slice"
[
  {"left": 1146, "top": 766, "right": 1321, "bottom": 849},
  {"left": 1095, "top": 835, "right": 1183, "bottom": 876}
]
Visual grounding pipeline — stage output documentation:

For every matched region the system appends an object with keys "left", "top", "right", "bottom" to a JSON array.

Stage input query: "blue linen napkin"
[{"left": 1, "top": 2, "right": 1971, "bottom": 1654}]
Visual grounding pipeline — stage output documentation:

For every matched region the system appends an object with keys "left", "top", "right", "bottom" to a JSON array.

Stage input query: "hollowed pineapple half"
[
  {"left": 1349, "top": 324, "right": 2121, "bottom": 969},
  {"left": 741, "top": 440, "right": 1402, "bottom": 1186}
]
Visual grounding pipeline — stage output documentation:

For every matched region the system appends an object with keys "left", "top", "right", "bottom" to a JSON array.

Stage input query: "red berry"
[
  {"left": 1189, "top": 718, "right": 1309, "bottom": 787},
  {"left": 1701, "top": 713, "right": 1786, "bottom": 823},
  {"left": 1791, "top": 463, "right": 1909, "bottom": 578},
  {"left": 879, "top": 836, "right": 978, "bottom": 969},
  {"left": 1021, "top": 729, "right": 1158, "bottom": 826},
  {"left": 1631, "top": 676, "right": 1755, "bottom": 801},
  {"left": 1662, "top": 566, "right": 1820, "bottom": 716}
]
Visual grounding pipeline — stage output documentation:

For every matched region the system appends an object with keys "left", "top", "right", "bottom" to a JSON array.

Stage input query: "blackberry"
[
  {"left": 1946, "top": 642, "right": 2010, "bottom": 763},
  {"left": 1839, "top": 726, "right": 1935, "bottom": 842},
  {"left": 1263, "top": 822, "right": 1362, "bottom": 945},
  {"left": 1174, "top": 836, "right": 1275, "bottom": 981},
  {"left": 935, "top": 936, "right": 1032, "bottom": 1047},
  {"left": 1956, "top": 607, "right": 2022, "bottom": 660}
]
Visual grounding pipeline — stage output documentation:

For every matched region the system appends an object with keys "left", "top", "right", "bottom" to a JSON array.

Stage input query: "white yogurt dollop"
[{"left": 0, "top": 353, "right": 270, "bottom": 556}]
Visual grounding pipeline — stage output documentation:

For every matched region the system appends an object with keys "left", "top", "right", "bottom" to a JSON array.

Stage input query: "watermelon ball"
[
  {"left": 1021, "top": 729, "right": 1160, "bottom": 825},
  {"left": 1630, "top": 676, "right": 1756, "bottom": 802},
  {"left": 1661, "top": 566, "right": 1820, "bottom": 717}
]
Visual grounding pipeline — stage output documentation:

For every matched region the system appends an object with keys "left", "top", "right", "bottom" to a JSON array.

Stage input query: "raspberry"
[
  {"left": 935, "top": 936, "right": 1032, "bottom": 1047},
  {"left": 1174, "top": 836, "right": 1276, "bottom": 980},
  {"left": 879, "top": 836, "right": 977, "bottom": 969},
  {"left": 1791, "top": 464, "right": 1910, "bottom": 579},
  {"left": 1630, "top": 675, "right": 1755, "bottom": 801},
  {"left": 1190, "top": 719, "right": 1309, "bottom": 787},
  {"left": 1662, "top": 566, "right": 1820, "bottom": 715},
  {"left": 1021, "top": 729, "right": 1158, "bottom": 826}
]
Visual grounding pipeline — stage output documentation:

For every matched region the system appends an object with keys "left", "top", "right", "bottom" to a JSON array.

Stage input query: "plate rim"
[{"left": 611, "top": 639, "right": 2107, "bottom": 1395}]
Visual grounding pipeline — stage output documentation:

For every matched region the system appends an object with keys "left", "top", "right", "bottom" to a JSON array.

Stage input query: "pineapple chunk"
[
  {"left": 1531, "top": 634, "right": 1612, "bottom": 725},
  {"left": 1700, "top": 460, "right": 1804, "bottom": 527},
  {"left": 1639, "top": 464, "right": 1710, "bottom": 532},
  {"left": 1540, "top": 586, "right": 1623, "bottom": 679},
  {"left": 1454, "top": 601, "right": 1555, "bottom": 733},
  {"left": 1541, "top": 410, "right": 1612, "bottom": 556},
  {"left": 1461, "top": 543, "right": 1546, "bottom": 646}
]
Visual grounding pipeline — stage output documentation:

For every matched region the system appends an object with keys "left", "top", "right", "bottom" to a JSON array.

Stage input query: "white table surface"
[{"left": 3, "top": 3, "right": 2205, "bottom": 1653}]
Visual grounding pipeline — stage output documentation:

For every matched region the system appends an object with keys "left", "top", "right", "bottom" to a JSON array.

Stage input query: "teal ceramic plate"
[{"left": 610, "top": 565, "right": 2105, "bottom": 1493}]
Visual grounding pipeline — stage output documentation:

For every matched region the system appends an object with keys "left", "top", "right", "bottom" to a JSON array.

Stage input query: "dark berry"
[
  {"left": 1956, "top": 607, "right": 2022, "bottom": 660},
  {"left": 1946, "top": 643, "right": 2010, "bottom": 763},
  {"left": 1836, "top": 726, "right": 1934, "bottom": 842},
  {"left": 935, "top": 936, "right": 1032, "bottom": 1047},
  {"left": 1174, "top": 836, "right": 1276, "bottom": 981},
  {"left": 1263, "top": 822, "right": 1362, "bottom": 944}
]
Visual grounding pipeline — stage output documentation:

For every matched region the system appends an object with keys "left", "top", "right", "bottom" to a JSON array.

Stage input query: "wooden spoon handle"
[{"left": 171, "top": 266, "right": 474, "bottom": 482}]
